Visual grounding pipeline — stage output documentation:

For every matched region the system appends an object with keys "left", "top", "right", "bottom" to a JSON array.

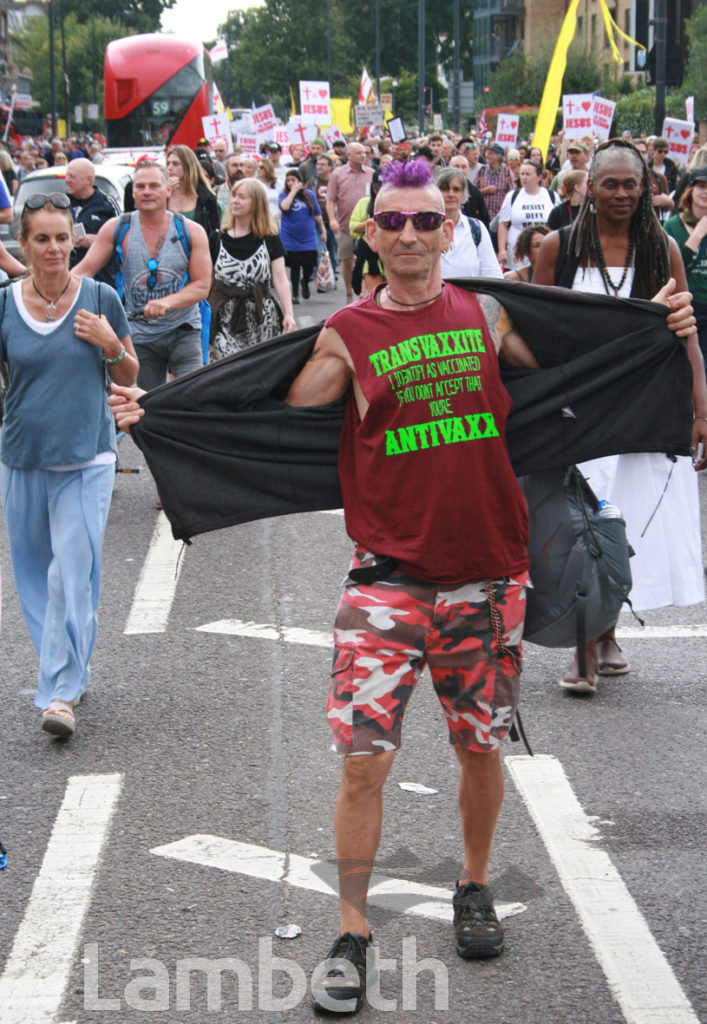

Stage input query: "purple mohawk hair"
[{"left": 381, "top": 159, "right": 435, "bottom": 188}]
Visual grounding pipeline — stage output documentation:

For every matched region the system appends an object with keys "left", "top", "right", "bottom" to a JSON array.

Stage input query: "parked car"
[{"left": 0, "top": 164, "right": 134, "bottom": 264}]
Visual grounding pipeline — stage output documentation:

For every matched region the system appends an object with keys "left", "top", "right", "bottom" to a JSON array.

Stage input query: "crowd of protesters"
[{"left": 0, "top": 115, "right": 705, "bottom": 736}]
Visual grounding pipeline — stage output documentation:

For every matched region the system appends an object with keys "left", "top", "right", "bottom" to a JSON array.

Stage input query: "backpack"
[
  {"left": 509, "top": 185, "right": 557, "bottom": 208},
  {"left": 112, "top": 211, "right": 211, "bottom": 362},
  {"left": 520, "top": 466, "right": 636, "bottom": 678},
  {"left": 463, "top": 215, "right": 482, "bottom": 246}
]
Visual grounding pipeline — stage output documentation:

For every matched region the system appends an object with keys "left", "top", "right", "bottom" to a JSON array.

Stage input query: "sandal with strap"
[{"left": 41, "top": 701, "right": 75, "bottom": 737}]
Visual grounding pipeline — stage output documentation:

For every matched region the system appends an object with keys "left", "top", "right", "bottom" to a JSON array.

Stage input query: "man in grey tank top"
[{"left": 75, "top": 162, "right": 212, "bottom": 390}]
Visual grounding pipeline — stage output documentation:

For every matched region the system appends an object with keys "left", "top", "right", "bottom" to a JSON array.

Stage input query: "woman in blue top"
[
  {"left": 0, "top": 194, "right": 138, "bottom": 738},
  {"left": 278, "top": 167, "right": 326, "bottom": 303}
]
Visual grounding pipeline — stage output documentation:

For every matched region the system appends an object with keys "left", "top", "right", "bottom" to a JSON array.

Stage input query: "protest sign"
[
  {"left": 496, "top": 112, "right": 519, "bottom": 149},
  {"left": 299, "top": 81, "right": 331, "bottom": 124},
  {"left": 662, "top": 117, "right": 694, "bottom": 166},
  {"left": 201, "top": 112, "right": 230, "bottom": 144},
  {"left": 563, "top": 93, "right": 593, "bottom": 137},
  {"left": 252, "top": 104, "right": 278, "bottom": 134},
  {"left": 592, "top": 96, "right": 615, "bottom": 140}
]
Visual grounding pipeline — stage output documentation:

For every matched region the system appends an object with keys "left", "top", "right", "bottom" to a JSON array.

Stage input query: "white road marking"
[
  {"left": 196, "top": 618, "right": 331, "bottom": 647},
  {"left": 507, "top": 755, "right": 700, "bottom": 1024},
  {"left": 614, "top": 625, "right": 707, "bottom": 638},
  {"left": 195, "top": 617, "right": 707, "bottom": 645},
  {"left": 124, "top": 512, "right": 184, "bottom": 634},
  {"left": 150, "top": 835, "right": 526, "bottom": 923},
  {"left": 0, "top": 774, "right": 123, "bottom": 1024}
]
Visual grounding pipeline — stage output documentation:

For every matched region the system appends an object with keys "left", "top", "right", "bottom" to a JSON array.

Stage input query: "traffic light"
[{"left": 644, "top": 46, "right": 684, "bottom": 86}]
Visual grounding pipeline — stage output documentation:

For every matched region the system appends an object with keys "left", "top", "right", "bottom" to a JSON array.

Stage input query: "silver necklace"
[{"left": 32, "top": 276, "right": 72, "bottom": 321}]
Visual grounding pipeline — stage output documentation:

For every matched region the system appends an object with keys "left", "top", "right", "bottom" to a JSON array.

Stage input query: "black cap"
[{"left": 688, "top": 165, "right": 707, "bottom": 185}]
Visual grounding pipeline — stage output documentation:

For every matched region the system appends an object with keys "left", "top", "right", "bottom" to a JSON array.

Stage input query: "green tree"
[
  {"left": 683, "top": 2, "right": 707, "bottom": 118},
  {"left": 214, "top": 0, "right": 469, "bottom": 118},
  {"left": 13, "top": 13, "right": 130, "bottom": 123},
  {"left": 480, "top": 38, "right": 629, "bottom": 112},
  {"left": 57, "top": 0, "right": 174, "bottom": 34}
]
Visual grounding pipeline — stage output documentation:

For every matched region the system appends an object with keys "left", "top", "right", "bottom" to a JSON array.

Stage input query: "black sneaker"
[
  {"left": 302, "top": 281, "right": 311, "bottom": 299},
  {"left": 453, "top": 880, "right": 504, "bottom": 958},
  {"left": 312, "top": 931, "right": 377, "bottom": 1014}
]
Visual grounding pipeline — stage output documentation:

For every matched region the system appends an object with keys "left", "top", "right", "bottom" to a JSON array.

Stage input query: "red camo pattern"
[{"left": 328, "top": 546, "right": 529, "bottom": 755}]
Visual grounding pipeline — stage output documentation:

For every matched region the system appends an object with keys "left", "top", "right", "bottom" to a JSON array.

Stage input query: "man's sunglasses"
[
  {"left": 147, "top": 257, "right": 158, "bottom": 290},
  {"left": 373, "top": 210, "right": 446, "bottom": 232},
  {"left": 23, "top": 192, "right": 72, "bottom": 212}
]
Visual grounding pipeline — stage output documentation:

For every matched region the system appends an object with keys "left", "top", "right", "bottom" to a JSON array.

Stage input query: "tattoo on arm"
[
  {"left": 478, "top": 293, "right": 537, "bottom": 366},
  {"left": 478, "top": 294, "right": 505, "bottom": 353}
]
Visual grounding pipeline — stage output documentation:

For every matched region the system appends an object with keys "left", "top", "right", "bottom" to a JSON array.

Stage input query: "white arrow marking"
[
  {"left": 507, "top": 755, "right": 700, "bottom": 1024},
  {"left": 196, "top": 619, "right": 332, "bottom": 647},
  {"left": 150, "top": 835, "right": 526, "bottom": 923},
  {"left": 0, "top": 774, "right": 123, "bottom": 1024}
]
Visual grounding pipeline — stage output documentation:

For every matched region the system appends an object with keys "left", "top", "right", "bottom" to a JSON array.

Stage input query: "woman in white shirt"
[
  {"left": 497, "top": 160, "right": 557, "bottom": 270},
  {"left": 438, "top": 168, "right": 502, "bottom": 280}
]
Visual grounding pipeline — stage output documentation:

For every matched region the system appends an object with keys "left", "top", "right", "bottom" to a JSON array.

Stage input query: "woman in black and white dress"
[{"left": 208, "top": 178, "right": 296, "bottom": 361}]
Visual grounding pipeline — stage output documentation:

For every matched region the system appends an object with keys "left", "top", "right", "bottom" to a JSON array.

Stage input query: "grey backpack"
[{"left": 521, "top": 466, "right": 635, "bottom": 668}]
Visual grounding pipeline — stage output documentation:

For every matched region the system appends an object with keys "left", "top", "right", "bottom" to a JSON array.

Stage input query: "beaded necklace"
[{"left": 591, "top": 219, "right": 634, "bottom": 296}]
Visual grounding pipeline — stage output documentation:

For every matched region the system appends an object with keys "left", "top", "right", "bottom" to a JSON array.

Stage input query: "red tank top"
[{"left": 327, "top": 283, "right": 529, "bottom": 585}]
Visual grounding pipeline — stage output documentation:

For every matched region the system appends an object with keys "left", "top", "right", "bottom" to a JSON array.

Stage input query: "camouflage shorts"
[{"left": 328, "top": 546, "right": 529, "bottom": 755}]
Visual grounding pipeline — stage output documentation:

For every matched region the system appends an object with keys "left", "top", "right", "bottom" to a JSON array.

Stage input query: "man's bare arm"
[
  {"left": 285, "top": 326, "right": 354, "bottom": 406},
  {"left": 73, "top": 216, "right": 120, "bottom": 277},
  {"left": 478, "top": 294, "right": 539, "bottom": 367}
]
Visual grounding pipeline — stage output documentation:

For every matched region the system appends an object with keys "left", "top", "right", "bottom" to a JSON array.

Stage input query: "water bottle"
[{"left": 596, "top": 499, "right": 622, "bottom": 519}]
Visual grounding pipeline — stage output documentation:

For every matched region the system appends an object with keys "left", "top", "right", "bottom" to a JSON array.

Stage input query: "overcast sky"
[{"left": 161, "top": 0, "right": 261, "bottom": 43}]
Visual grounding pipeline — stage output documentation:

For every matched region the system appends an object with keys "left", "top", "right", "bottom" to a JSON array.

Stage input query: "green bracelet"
[{"left": 106, "top": 344, "right": 127, "bottom": 365}]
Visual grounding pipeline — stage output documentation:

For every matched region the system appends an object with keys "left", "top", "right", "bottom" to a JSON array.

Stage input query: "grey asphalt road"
[{"left": 1, "top": 278, "right": 705, "bottom": 1024}]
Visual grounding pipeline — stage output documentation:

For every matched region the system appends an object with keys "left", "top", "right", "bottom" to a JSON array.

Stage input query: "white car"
[{"left": 1, "top": 163, "right": 134, "bottom": 263}]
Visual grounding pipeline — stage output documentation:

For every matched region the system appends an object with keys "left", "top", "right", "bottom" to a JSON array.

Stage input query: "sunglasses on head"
[
  {"left": 373, "top": 210, "right": 446, "bottom": 232},
  {"left": 23, "top": 192, "right": 72, "bottom": 212},
  {"left": 147, "top": 257, "right": 158, "bottom": 290}
]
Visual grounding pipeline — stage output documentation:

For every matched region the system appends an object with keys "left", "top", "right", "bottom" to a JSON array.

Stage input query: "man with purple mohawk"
[{"left": 287, "top": 159, "right": 540, "bottom": 1013}]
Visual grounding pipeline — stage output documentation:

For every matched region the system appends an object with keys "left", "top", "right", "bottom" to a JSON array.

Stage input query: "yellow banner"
[
  {"left": 533, "top": 0, "right": 646, "bottom": 160},
  {"left": 327, "top": 98, "right": 353, "bottom": 135},
  {"left": 533, "top": 0, "right": 581, "bottom": 161}
]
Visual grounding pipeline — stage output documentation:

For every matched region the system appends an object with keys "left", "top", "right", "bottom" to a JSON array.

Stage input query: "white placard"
[
  {"left": 252, "top": 104, "right": 278, "bottom": 135},
  {"left": 563, "top": 93, "right": 593, "bottom": 137},
  {"left": 237, "top": 133, "right": 258, "bottom": 156},
  {"left": 685, "top": 96, "right": 694, "bottom": 125},
  {"left": 496, "top": 112, "right": 519, "bottom": 149},
  {"left": 324, "top": 126, "right": 346, "bottom": 147},
  {"left": 73, "top": 105, "right": 83, "bottom": 124},
  {"left": 661, "top": 118, "right": 695, "bottom": 167},
  {"left": 299, "top": 80, "right": 330, "bottom": 124},
  {"left": 87, "top": 103, "right": 99, "bottom": 120},
  {"left": 274, "top": 126, "right": 290, "bottom": 156},
  {"left": 201, "top": 111, "right": 230, "bottom": 144},
  {"left": 354, "top": 104, "right": 383, "bottom": 128},
  {"left": 592, "top": 96, "right": 616, "bottom": 140},
  {"left": 286, "top": 119, "right": 317, "bottom": 151}
]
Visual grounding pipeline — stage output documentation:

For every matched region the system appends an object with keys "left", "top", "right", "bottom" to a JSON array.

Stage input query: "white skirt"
[{"left": 578, "top": 453, "right": 705, "bottom": 611}]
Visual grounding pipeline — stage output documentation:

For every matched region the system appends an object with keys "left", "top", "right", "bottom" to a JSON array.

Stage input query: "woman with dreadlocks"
[{"left": 535, "top": 138, "right": 707, "bottom": 695}]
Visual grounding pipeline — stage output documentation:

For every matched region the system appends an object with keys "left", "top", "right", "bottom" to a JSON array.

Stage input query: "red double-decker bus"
[{"left": 104, "top": 34, "right": 213, "bottom": 149}]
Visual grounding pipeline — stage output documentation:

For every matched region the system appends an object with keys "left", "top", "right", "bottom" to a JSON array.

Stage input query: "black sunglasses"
[
  {"left": 146, "top": 257, "right": 158, "bottom": 290},
  {"left": 373, "top": 210, "right": 446, "bottom": 232},
  {"left": 23, "top": 192, "right": 72, "bottom": 213}
]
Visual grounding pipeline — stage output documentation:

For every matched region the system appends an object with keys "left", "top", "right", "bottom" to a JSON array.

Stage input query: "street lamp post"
[{"left": 49, "top": 0, "right": 57, "bottom": 137}]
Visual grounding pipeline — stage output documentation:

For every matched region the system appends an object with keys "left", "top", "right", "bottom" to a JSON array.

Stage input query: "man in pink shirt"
[{"left": 326, "top": 142, "right": 374, "bottom": 302}]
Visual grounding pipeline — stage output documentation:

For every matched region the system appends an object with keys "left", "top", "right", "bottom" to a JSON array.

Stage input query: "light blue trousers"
[{"left": 1, "top": 463, "right": 114, "bottom": 709}]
